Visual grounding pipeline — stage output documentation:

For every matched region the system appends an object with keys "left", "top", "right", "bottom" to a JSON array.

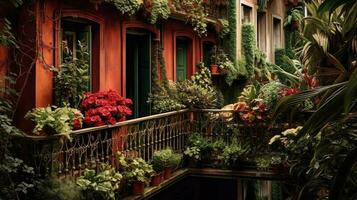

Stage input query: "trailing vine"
[
  {"left": 105, "top": 0, "right": 141, "bottom": 16},
  {"left": 149, "top": 0, "right": 170, "bottom": 24},
  {"left": 173, "top": 0, "right": 208, "bottom": 37}
]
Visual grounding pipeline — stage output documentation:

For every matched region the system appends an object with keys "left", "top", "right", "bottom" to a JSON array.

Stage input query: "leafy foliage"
[
  {"left": 25, "top": 106, "right": 83, "bottom": 140},
  {"left": 35, "top": 178, "right": 84, "bottom": 200},
  {"left": 219, "top": 138, "right": 248, "bottom": 167},
  {"left": 105, "top": 0, "right": 141, "bottom": 16},
  {"left": 116, "top": 153, "right": 154, "bottom": 184},
  {"left": 173, "top": 0, "right": 208, "bottom": 37},
  {"left": 54, "top": 42, "right": 90, "bottom": 108},
  {"left": 0, "top": 19, "right": 18, "bottom": 47},
  {"left": 0, "top": 99, "right": 35, "bottom": 200},
  {"left": 258, "top": 81, "right": 286, "bottom": 109},
  {"left": 149, "top": 0, "right": 170, "bottom": 24},
  {"left": 217, "top": 19, "right": 229, "bottom": 38},
  {"left": 77, "top": 164, "right": 122, "bottom": 200},
  {"left": 241, "top": 23, "right": 256, "bottom": 78}
]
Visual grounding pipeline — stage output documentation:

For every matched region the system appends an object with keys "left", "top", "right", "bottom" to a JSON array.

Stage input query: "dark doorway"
[{"left": 126, "top": 29, "right": 151, "bottom": 118}]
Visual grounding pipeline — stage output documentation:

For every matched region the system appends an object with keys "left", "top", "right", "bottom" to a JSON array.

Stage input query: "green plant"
[
  {"left": 174, "top": 0, "right": 208, "bottom": 37},
  {"left": 255, "top": 156, "right": 271, "bottom": 171},
  {"left": 184, "top": 147, "right": 201, "bottom": 160},
  {"left": 258, "top": 81, "right": 286, "bottom": 109},
  {"left": 152, "top": 149, "right": 173, "bottom": 172},
  {"left": 54, "top": 41, "right": 90, "bottom": 108},
  {"left": 299, "top": 0, "right": 357, "bottom": 85},
  {"left": 122, "top": 157, "right": 154, "bottom": 184},
  {"left": 0, "top": 19, "right": 18, "bottom": 47},
  {"left": 105, "top": 0, "right": 141, "bottom": 16},
  {"left": 169, "top": 153, "right": 183, "bottom": 169},
  {"left": 149, "top": 0, "right": 170, "bottom": 24},
  {"left": 217, "top": 19, "right": 229, "bottom": 38},
  {"left": 241, "top": 23, "right": 256, "bottom": 78},
  {"left": 25, "top": 106, "right": 83, "bottom": 140},
  {"left": 284, "top": 6, "right": 303, "bottom": 28},
  {"left": 35, "top": 178, "right": 84, "bottom": 200},
  {"left": 220, "top": 138, "right": 248, "bottom": 167},
  {"left": 77, "top": 164, "right": 122, "bottom": 200},
  {"left": 227, "top": 0, "right": 237, "bottom": 61}
]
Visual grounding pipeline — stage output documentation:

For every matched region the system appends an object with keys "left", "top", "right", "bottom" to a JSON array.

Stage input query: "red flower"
[
  {"left": 80, "top": 90, "right": 133, "bottom": 127},
  {"left": 280, "top": 88, "right": 300, "bottom": 97},
  {"left": 72, "top": 118, "right": 82, "bottom": 129},
  {"left": 108, "top": 117, "right": 117, "bottom": 125}
]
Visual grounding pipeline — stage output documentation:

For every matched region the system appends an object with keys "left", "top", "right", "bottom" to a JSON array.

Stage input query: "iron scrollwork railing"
[
  {"left": 18, "top": 109, "right": 295, "bottom": 177},
  {"left": 19, "top": 109, "right": 190, "bottom": 177}
]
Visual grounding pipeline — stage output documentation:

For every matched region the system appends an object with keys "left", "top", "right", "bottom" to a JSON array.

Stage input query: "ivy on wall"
[
  {"left": 241, "top": 23, "right": 256, "bottom": 78},
  {"left": 149, "top": 0, "right": 171, "bottom": 24},
  {"left": 227, "top": 0, "right": 236, "bottom": 61},
  {"left": 105, "top": 0, "right": 141, "bottom": 16}
]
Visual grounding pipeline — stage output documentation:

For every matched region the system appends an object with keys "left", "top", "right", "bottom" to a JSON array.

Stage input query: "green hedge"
[{"left": 241, "top": 23, "right": 256, "bottom": 78}]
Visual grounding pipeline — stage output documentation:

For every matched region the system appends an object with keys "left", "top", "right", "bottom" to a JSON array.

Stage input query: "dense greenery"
[
  {"left": 54, "top": 42, "right": 90, "bottom": 108},
  {"left": 149, "top": 0, "right": 170, "bottom": 24},
  {"left": 105, "top": 0, "right": 141, "bottom": 16},
  {"left": 241, "top": 23, "right": 256, "bottom": 78}
]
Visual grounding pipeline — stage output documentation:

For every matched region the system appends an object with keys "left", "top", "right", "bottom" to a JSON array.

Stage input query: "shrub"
[
  {"left": 105, "top": 0, "right": 141, "bottom": 16},
  {"left": 152, "top": 149, "right": 172, "bottom": 172},
  {"left": 149, "top": 0, "right": 170, "bottom": 24},
  {"left": 258, "top": 81, "right": 286, "bottom": 109},
  {"left": 80, "top": 90, "right": 132, "bottom": 127}
]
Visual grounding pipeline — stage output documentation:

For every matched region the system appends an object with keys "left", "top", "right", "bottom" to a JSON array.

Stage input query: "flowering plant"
[
  {"left": 233, "top": 99, "right": 268, "bottom": 124},
  {"left": 25, "top": 106, "right": 83, "bottom": 140},
  {"left": 80, "top": 90, "right": 133, "bottom": 127}
]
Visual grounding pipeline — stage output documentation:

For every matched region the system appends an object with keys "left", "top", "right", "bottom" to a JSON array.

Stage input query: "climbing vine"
[
  {"left": 105, "top": 0, "right": 141, "bottom": 16},
  {"left": 149, "top": 0, "right": 171, "bottom": 24},
  {"left": 241, "top": 23, "right": 255, "bottom": 78}
]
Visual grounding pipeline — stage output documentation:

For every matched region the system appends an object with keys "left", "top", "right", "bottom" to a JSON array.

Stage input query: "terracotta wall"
[{"left": 10, "top": 0, "right": 218, "bottom": 130}]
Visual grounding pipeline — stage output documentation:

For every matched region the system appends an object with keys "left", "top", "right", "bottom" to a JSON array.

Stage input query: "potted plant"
[
  {"left": 25, "top": 106, "right": 83, "bottom": 141},
  {"left": 255, "top": 155, "right": 271, "bottom": 171},
  {"left": 164, "top": 152, "right": 183, "bottom": 179},
  {"left": 122, "top": 157, "right": 154, "bottom": 195},
  {"left": 210, "top": 45, "right": 220, "bottom": 74},
  {"left": 76, "top": 163, "right": 122, "bottom": 200},
  {"left": 151, "top": 149, "right": 171, "bottom": 185}
]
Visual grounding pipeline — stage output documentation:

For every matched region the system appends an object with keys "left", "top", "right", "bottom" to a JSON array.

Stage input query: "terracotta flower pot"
[
  {"left": 210, "top": 64, "right": 219, "bottom": 74},
  {"left": 163, "top": 167, "right": 173, "bottom": 179},
  {"left": 150, "top": 172, "right": 163, "bottom": 186},
  {"left": 132, "top": 181, "right": 145, "bottom": 195}
]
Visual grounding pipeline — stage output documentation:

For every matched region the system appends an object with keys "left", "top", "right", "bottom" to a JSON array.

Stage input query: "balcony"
[{"left": 16, "top": 109, "right": 296, "bottom": 199}]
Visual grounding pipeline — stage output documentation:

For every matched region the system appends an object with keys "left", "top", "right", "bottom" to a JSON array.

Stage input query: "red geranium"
[{"left": 80, "top": 90, "right": 133, "bottom": 127}]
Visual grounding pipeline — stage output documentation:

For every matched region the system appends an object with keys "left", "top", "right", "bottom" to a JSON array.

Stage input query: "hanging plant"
[
  {"left": 149, "top": 0, "right": 170, "bottom": 24},
  {"left": 174, "top": 0, "right": 208, "bottom": 37},
  {"left": 216, "top": 18, "right": 229, "bottom": 38},
  {"left": 105, "top": 0, "right": 142, "bottom": 16}
]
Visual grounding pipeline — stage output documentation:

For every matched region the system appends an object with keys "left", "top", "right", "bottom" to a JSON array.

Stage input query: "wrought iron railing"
[
  {"left": 18, "top": 109, "right": 190, "bottom": 177},
  {"left": 17, "top": 109, "right": 296, "bottom": 177}
]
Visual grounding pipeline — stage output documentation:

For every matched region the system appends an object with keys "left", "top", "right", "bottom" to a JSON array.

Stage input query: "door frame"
[
  {"left": 173, "top": 32, "right": 194, "bottom": 82},
  {"left": 122, "top": 21, "right": 159, "bottom": 97}
]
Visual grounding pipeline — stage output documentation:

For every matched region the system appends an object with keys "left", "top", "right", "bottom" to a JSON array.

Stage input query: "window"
[
  {"left": 202, "top": 41, "right": 214, "bottom": 68},
  {"left": 272, "top": 17, "right": 282, "bottom": 50},
  {"left": 257, "top": 12, "right": 267, "bottom": 52},
  {"left": 61, "top": 18, "right": 94, "bottom": 91},
  {"left": 241, "top": 4, "right": 252, "bottom": 23}
]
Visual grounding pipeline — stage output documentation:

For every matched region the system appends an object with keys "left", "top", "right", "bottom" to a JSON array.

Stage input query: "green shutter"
[{"left": 176, "top": 39, "right": 188, "bottom": 81}]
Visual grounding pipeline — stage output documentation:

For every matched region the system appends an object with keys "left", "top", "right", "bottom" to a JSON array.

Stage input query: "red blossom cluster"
[
  {"left": 279, "top": 88, "right": 300, "bottom": 97},
  {"left": 233, "top": 99, "right": 268, "bottom": 124},
  {"left": 80, "top": 90, "right": 133, "bottom": 127}
]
